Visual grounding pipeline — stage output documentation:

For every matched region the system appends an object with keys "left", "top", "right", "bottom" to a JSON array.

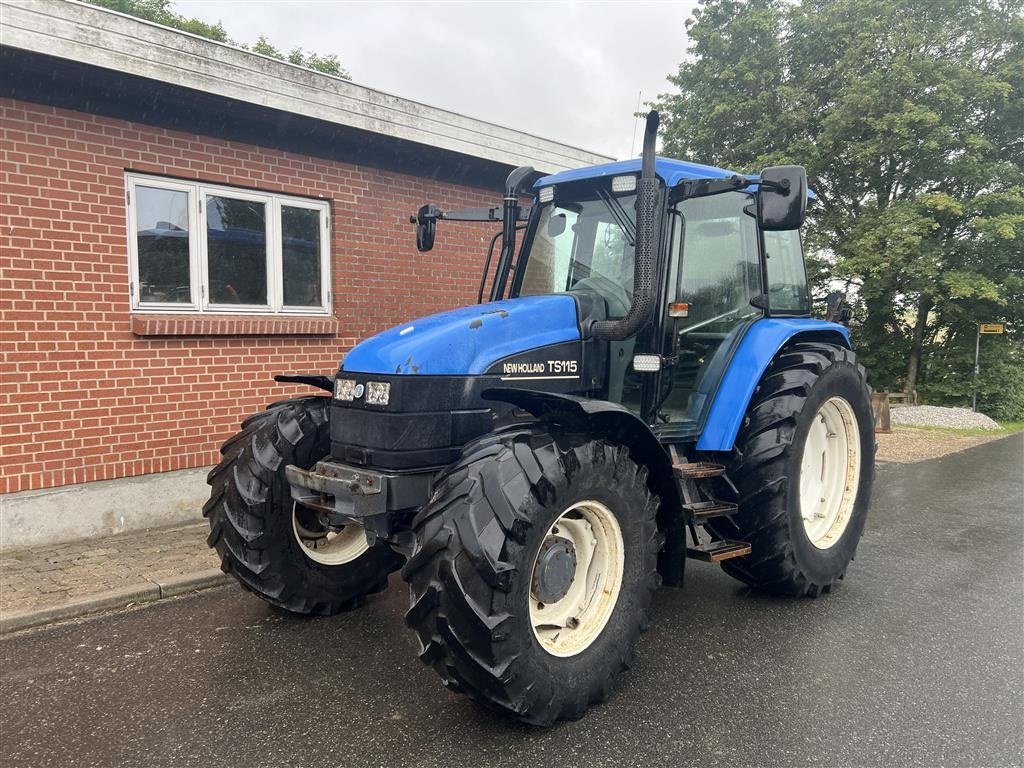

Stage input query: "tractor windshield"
[{"left": 515, "top": 190, "right": 637, "bottom": 318}]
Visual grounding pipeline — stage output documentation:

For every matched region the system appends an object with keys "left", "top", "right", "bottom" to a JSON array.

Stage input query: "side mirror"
[
  {"left": 413, "top": 204, "right": 441, "bottom": 252},
  {"left": 825, "top": 291, "right": 854, "bottom": 327},
  {"left": 757, "top": 166, "right": 807, "bottom": 231}
]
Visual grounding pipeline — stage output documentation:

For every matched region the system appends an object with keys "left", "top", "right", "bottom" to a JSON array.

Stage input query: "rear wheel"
[
  {"left": 403, "top": 427, "right": 661, "bottom": 726},
  {"left": 204, "top": 397, "right": 402, "bottom": 614},
  {"left": 706, "top": 342, "right": 875, "bottom": 596}
]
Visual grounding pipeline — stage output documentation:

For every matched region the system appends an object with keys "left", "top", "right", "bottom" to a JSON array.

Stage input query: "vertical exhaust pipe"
[{"left": 592, "top": 110, "right": 660, "bottom": 340}]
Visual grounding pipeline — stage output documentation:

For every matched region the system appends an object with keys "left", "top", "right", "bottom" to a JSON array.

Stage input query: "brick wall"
[{"left": 0, "top": 98, "right": 504, "bottom": 494}]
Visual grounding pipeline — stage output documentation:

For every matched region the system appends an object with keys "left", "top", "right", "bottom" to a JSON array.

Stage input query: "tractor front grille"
[{"left": 328, "top": 373, "right": 501, "bottom": 471}]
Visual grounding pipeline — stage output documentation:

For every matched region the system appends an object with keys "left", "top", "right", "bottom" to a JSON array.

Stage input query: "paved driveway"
[{"left": 2, "top": 434, "right": 1022, "bottom": 768}]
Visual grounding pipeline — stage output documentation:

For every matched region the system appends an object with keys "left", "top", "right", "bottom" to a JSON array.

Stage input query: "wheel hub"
[
  {"left": 291, "top": 502, "right": 370, "bottom": 566},
  {"left": 531, "top": 536, "right": 577, "bottom": 604},
  {"left": 798, "top": 396, "right": 861, "bottom": 550},
  {"left": 528, "top": 500, "right": 625, "bottom": 658}
]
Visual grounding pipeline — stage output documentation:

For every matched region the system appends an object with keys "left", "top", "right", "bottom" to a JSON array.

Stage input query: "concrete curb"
[{"left": 0, "top": 568, "right": 232, "bottom": 635}]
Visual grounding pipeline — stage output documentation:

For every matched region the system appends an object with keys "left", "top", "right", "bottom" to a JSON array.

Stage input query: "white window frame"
[
  {"left": 126, "top": 173, "right": 331, "bottom": 316},
  {"left": 276, "top": 197, "right": 333, "bottom": 314}
]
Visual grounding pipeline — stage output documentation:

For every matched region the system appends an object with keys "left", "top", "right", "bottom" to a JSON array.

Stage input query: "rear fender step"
[
  {"left": 673, "top": 461, "right": 726, "bottom": 479},
  {"left": 686, "top": 539, "right": 751, "bottom": 562},
  {"left": 682, "top": 499, "right": 738, "bottom": 521}
]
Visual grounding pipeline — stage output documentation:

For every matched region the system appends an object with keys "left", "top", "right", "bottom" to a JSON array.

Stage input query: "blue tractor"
[{"left": 205, "top": 113, "right": 874, "bottom": 725}]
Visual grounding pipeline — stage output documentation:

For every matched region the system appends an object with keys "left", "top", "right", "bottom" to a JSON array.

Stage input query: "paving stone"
[
  {"left": 38, "top": 585, "right": 71, "bottom": 594},
  {"left": 45, "top": 554, "right": 84, "bottom": 564},
  {"left": 0, "top": 523, "right": 220, "bottom": 617}
]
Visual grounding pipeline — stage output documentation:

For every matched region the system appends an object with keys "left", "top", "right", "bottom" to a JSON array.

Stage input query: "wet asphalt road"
[{"left": 2, "top": 434, "right": 1022, "bottom": 768}]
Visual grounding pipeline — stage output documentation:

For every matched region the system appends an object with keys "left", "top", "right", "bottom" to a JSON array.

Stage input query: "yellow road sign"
[{"left": 979, "top": 323, "right": 1005, "bottom": 334}]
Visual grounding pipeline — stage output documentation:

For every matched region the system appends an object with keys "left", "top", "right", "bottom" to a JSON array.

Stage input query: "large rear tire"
[
  {"left": 204, "top": 397, "right": 403, "bottom": 614},
  {"left": 403, "top": 427, "right": 661, "bottom": 726},
  {"left": 706, "top": 342, "right": 875, "bottom": 596}
]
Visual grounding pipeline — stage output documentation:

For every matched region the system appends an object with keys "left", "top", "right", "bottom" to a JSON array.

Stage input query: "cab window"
[
  {"left": 763, "top": 229, "right": 810, "bottom": 313},
  {"left": 517, "top": 192, "right": 636, "bottom": 319}
]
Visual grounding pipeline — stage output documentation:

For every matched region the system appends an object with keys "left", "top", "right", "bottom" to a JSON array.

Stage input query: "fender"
[
  {"left": 481, "top": 388, "right": 671, "bottom": 475},
  {"left": 483, "top": 387, "right": 686, "bottom": 586},
  {"left": 697, "top": 318, "right": 851, "bottom": 452}
]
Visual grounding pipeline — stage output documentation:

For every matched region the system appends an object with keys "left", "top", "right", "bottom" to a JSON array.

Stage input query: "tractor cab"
[
  {"left": 408, "top": 153, "right": 814, "bottom": 446},
  {"left": 508, "top": 160, "right": 812, "bottom": 438},
  {"left": 407, "top": 149, "right": 811, "bottom": 452}
]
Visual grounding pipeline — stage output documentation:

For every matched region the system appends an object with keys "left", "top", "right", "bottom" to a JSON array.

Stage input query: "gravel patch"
[
  {"left": 890, "top": 405, "right": 1000, "bottom": 430},
  {"left": 875, "top": 427, "right": 1009, "bottom": 463}
]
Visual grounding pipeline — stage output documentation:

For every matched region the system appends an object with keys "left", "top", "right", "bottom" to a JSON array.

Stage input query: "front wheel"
[
  {"left": 204, "top": 397, "right": 403, "bottom": 614},
  {"left": 706, "top": 342, "right": 875, "bottom": 597},
  {"left": 403, "top": 428, "right": 661, "bottom": 726}
]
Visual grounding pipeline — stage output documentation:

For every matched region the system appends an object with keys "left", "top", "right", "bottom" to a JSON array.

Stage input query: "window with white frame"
[{"left": 126, "top": 174, "right": 331, "bottom": 315}]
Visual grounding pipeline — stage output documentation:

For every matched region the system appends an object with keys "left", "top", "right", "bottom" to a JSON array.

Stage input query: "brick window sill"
[{"left": 131, "top": 314, "right": 338, "bottom": 337}]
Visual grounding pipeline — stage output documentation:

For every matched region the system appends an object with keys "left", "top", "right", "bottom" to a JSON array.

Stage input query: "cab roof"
[
  {"left": 535, "top": 156, "right": 816, "bottom": 199},
  {"left": 536, "top": 156, "right": 745, "bottom": 188}
]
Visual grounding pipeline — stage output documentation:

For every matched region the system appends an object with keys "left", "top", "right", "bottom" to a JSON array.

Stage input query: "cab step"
[
  {"left": 686, "top": 539, "right": 751, "bottom": 562},
  {"left": 682, "top": 499, "right": 738, "bottom": 521},
  {"left": 672, "top": 461, "right": 726, "bottom": 479}
]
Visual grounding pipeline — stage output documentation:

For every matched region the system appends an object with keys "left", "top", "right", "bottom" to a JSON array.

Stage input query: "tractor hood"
[{"left": 340, "top": 295, "right": 582, "bottom": 376}]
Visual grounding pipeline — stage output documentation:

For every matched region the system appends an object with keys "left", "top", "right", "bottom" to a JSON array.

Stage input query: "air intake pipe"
[
  {"left": 491, "top": 165, "right": 535, "bottom": 300},
  {"left": 591, "top": 111, "right": 661, "bottom": 341}
]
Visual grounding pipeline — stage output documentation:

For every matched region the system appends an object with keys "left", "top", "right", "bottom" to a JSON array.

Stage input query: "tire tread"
[
  {"left": 404, "top": 426, "right": 660, "bottom": 725},
  {"left": 707, "top": 342, "right": 874, "bottom": 597},
  {"left": 204, "top": 396, "right": 401, "bottom": 615}
]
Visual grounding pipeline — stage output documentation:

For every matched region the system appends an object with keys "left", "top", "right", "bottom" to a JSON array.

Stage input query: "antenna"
[{"left": 629, "top": 90, "right": 642, "bottom": 157}]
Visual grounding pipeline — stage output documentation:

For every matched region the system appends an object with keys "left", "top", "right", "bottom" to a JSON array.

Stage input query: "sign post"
[{"left": 973, "top": 323, "right": 1005, "bottom": 411}]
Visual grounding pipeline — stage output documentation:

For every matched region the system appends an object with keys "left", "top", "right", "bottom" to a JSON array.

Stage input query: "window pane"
[
  {"left": 763, "top": 230, "right": 809, "bottom": 312},
  {"left": 135, "top": 185, "right": 191, "bottom": 303},
  {"left": 281, "top": 206, "right": 322, "bottom": 307},
  {"left": 519, "top": 193, "right": 636, "bottom": 318},
  {"left": 519, "top": 208, "right": 578, "bottom": 296},
  {"left": 206, "top": 195, "right": 267, "bottom": 305},
  {"left": 674, "top": 192, "right": 761, "bottom": 321}
]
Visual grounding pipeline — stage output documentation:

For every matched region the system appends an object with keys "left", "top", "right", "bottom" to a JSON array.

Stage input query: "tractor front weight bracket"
[{"left": 285, "top": 461, "right": 433, "bottom": 541}]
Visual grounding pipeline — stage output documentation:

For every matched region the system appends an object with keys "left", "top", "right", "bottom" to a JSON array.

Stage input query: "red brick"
[{"left": 0, "top": 97, "right": 502, "bottom": 493}]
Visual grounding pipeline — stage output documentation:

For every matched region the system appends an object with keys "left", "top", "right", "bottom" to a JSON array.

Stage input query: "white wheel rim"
[
  {"left": 799, "top": 396, "right": 861, "bottom": 549},
  {"left": 529, "top": 500, "right": 625, "bottom": 658},
  {"left": 291, "top": 503, "right": 370, "bottom": 566}
]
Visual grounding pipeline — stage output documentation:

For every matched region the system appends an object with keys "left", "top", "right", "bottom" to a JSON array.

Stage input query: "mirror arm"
[
  {"left": 668, "top": 174, "right": 791, "bottom": 205},
  {"left": 409, "top": 206, "right": 502, "bottom": 224},
  {"left": 410, "top": 206, "right": 530, "bottom": 228},
  {"left": 408, "top": 205, "right": 531, "bottom": 226},
  {"left": 669, "top": 174, "right": 751, "bottom": 204}
]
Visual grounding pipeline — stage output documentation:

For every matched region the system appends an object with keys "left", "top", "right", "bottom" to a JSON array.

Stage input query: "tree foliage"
[
  {"left": 653, "top": 0, "right": 1024, "bottom": 418},
  {"left": 85, "top": 0, "right": 350, "bottom": 78},
  {"left": 248, "top": 35, "right": 348, "bottom": 79}
]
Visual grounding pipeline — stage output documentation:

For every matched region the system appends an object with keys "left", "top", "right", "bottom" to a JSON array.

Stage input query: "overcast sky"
[{"left": 177, "top": 1, "right": 699, "bottom": 160}]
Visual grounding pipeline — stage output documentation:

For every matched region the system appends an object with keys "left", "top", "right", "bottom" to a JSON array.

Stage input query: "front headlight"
[
  {"left": 334, "top": 378, "right": 357, "bottom": 401},
  {"left": 365, "top": 381, "right": 390, "bottom": 406}
]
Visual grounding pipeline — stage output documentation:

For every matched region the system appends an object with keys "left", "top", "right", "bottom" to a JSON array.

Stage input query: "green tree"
[
  {"left": 247, "top": 35, "right": 348, "bottom": 78},
  {"left": 653, "top": 0, "right": 1024, "bottom": 417},
  {"left": 85, "top": 0, "right": 350, "bottom": 78}
]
